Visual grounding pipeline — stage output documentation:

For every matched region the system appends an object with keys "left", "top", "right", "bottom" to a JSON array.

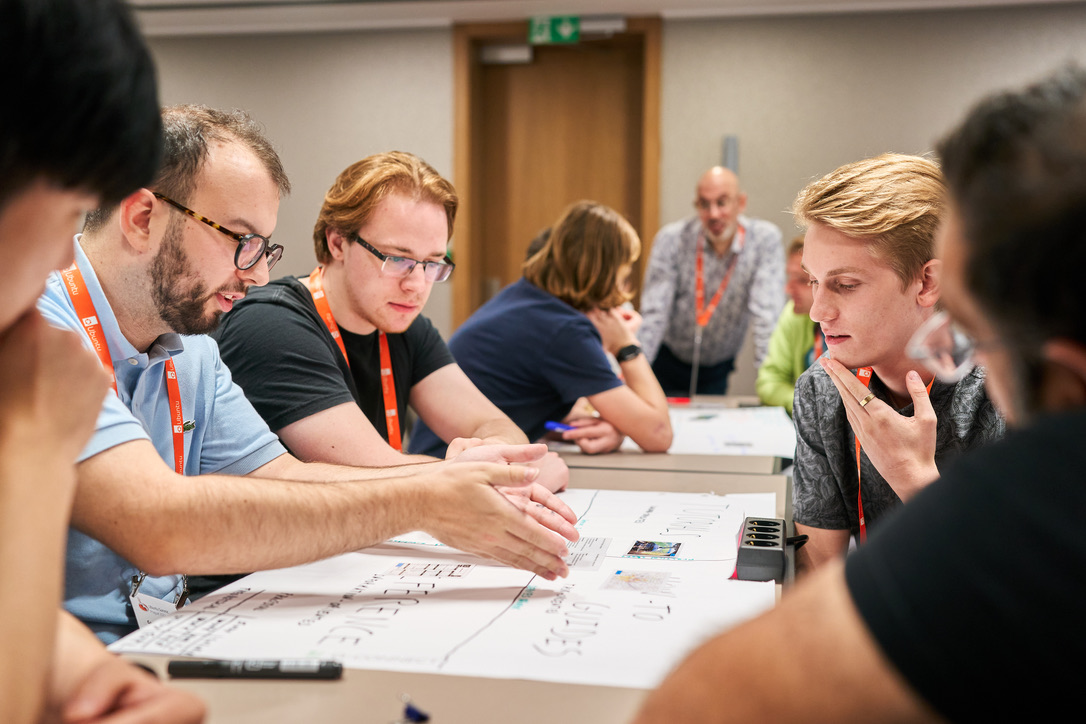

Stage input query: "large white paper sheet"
[
  {"left": 110, "top": 490, "right": 777, "bottom": 690},
  {"left": 619, "top": 406, "right": 796, "bottom": 458}
]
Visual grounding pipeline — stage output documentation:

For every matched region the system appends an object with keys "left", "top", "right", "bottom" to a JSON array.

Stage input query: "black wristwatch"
[{"left": 615, "top": 344, "right": 642, "bottom": 363}]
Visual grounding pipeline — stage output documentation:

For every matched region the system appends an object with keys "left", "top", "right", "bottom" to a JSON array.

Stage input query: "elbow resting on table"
[{"left": 631, "top": 421, "right": 673, "bottom": 453}]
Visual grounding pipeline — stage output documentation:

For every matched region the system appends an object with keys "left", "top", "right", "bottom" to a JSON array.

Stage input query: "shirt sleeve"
[
  {"left": 747, "top": 223, "right": 785, "bottom": 367},
  {"left": 540, "top": 317, "right": 624, "bottom": 403},
  {"left": 36, "top": 284, "right": 152, "bottom": 461},
  {"left": 638, "top": 226, "right": 681, "bottom": 363},
  {"left": 193, "top": 337, "right": 285, "bottom": 475},
  {"left": 756, "top": 303, "right": 799, "bottom": 413}
]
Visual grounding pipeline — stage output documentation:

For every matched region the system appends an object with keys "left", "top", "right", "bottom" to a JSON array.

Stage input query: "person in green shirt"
[{"left": 756, "top": 236, "right": 821, "bottom": 413}]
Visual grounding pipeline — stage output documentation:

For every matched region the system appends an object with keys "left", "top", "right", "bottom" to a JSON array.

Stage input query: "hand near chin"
[
  {"left": 586, "top": 308, "right": 638, "bottom": 355},
  {"left": 820, "top": 358, "right": 940, "bottom": 501}
]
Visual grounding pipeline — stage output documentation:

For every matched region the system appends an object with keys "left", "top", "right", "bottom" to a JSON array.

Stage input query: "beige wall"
[
  {"left": 147, "top": 3, "right": 1086, "bottom": 392},
  {"left": 149, "top": 28, "right": 456, "bottom": 335},
  {"left": 660, "top": 4, "right": 1086, "bottom": 394}
]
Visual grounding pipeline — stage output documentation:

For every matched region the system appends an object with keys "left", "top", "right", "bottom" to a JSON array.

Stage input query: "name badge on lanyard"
[
  {"left": 63, "top": 262, "right": 189, "bottom": 625},
  {"left": 303, "top": 266, "right": 402, "bottom": 450},
  {"left": 129, "top": 573, "right": 189, "bottom": 629}
]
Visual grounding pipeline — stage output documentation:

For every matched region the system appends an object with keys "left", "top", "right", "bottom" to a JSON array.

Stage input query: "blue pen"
[{"left": 545, "top": 421, "right": 575, "bottom": 433}]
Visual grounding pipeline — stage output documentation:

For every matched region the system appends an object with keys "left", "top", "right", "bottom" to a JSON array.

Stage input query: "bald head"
[
  {"left": 697, "top": 166, "right": 740, "bottom": 193},
  {"left": 694, "top": 166, "right": 747, "bottom": 247}
]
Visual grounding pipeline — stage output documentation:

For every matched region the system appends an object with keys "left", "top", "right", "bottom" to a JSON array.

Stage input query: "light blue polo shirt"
[{"left": 38, "top": 239, "right": 286, "bottom": 643}]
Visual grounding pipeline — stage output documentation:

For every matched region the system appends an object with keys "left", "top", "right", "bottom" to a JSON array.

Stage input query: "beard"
[
  {"left": 704, "top": 221, "right": 737, "bottom": 246},
  {"left": 150, "top": 219, "right": 240, "bottom": 336}
]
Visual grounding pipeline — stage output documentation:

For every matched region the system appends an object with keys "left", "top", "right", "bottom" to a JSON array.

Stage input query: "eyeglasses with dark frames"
[
  {"left": 153, "top": 192, "right": 283, "bottom": 273},
  {"left": 353, "top": 234, "right": 455, "bottom": 282}
]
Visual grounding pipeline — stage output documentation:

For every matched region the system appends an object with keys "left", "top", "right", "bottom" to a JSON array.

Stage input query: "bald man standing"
[{"left": 640, "top": 167, "right": 784, "bottom": 396}]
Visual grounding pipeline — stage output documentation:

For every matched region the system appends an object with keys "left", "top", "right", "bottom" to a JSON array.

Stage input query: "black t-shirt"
[
  {"left": 845, "top": 408, "right": 1086, "bottom": 721},
  {"left": 212, "top": 276, "right": 455, "bottom": 444}
]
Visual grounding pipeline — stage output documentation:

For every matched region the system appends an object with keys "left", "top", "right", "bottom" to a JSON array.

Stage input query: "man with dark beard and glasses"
[{"left": 39, "top": 105, "right": 579, "bottom": 643}]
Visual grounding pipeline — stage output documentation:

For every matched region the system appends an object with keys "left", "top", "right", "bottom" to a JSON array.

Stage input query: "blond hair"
[
  {"left": 792, "top": 153, "right": 945, "bottom": 288},
  {"left": 313, "top": 151, "right": 457, "bottom": 264},
  {"left": 523, "top": 201, "right": 640, "bottom": 310}
]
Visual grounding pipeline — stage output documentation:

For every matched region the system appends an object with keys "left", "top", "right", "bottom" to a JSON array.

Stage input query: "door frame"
[{"left": 451, "top": 17, "right": 661, "bottom": 327}]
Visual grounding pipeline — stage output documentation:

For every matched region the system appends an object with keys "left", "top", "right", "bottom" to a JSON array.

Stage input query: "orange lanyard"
[
  {"left": 62, "top": 264, "right": 185, "bottom": 474},
  {"left": 303, "top": 267, "right": 402, "bottom": 451},
  {"left": 695, "top": 226, "right": 745, "bottom": 327},
  {"left": 853, "top": 367, "right": 933, "bottom": 542}
]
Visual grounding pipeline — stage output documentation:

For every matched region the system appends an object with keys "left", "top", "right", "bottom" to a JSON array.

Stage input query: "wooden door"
[{"left": 452, "top": 18, "right": 660, "bottom": 325}]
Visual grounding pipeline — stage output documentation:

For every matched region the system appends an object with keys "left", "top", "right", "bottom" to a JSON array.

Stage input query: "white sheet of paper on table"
[
  {"left": 109, "top": 489, "right": 777, "bottom": 690},
  {"left": 617, "top": 406, "right": 796, "bottom": 458}
]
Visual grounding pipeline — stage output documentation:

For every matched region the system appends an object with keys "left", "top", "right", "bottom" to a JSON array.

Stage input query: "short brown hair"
[
  {"left": 792, "top": 153, "right": 945, "bottom": 288},
  {"left": 83, "top": 104, "right": 290, "bottom": 233},
  {"left": 523, "top": 201, "right": 640, "bottom": 310},
  {"left": 313, "top": 151, "right": 457, "bottom": 264},
  {"left": 786, "top": 234, "right": 804, "bottom": 258}
]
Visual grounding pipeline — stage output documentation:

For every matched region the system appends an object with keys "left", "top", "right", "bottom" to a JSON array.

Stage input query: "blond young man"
[
  {"left": 635, "top": 66, "right": 1086, "bottom": 724},
  {"left": 790, "top": 154, "right": 1004, "bottom": 572}
]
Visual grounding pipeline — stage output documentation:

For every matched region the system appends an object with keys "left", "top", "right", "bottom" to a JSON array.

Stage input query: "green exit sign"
[{"left": 529, "top": 15, "right": 580, "bottom": 45}]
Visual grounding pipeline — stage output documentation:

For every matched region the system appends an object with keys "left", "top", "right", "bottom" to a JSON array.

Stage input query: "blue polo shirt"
[
  {"left": 409, "top": 278, "right": 623, "bottom": 456},
  {"left": 38, "top": 239, "right": 286, "bottom": 642}
]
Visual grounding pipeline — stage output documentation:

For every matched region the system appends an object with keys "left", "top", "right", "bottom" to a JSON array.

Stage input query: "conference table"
[
  {"left": 119, "top": 399, "right": 796, "bottom": 724},
  {"left": 124, "top": 657, "right": 652, "bottom": 724}
]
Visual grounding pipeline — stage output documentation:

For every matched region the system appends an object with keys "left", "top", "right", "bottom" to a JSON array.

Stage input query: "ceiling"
[{"left": 130, "top": 0, "right": 1078, "bottom": 36}]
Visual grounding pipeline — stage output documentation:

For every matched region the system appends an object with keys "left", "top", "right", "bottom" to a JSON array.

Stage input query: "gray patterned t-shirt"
[{"left": 792, "top": 363, "right": 1005, "bottom": 535}]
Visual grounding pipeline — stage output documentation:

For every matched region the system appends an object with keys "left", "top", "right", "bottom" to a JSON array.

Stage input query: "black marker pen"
[{"left": 167, "top": 659, "right": 343, "bottom": 680}]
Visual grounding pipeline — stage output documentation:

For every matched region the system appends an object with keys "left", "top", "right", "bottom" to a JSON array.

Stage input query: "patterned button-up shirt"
[{"left": 639, "top": 215, "right": 785, "bottom": 367}]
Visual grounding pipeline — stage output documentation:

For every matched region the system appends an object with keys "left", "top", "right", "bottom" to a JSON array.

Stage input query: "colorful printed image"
[{"left": 626, "top": 540, "right": 682, "bottom": 557}]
